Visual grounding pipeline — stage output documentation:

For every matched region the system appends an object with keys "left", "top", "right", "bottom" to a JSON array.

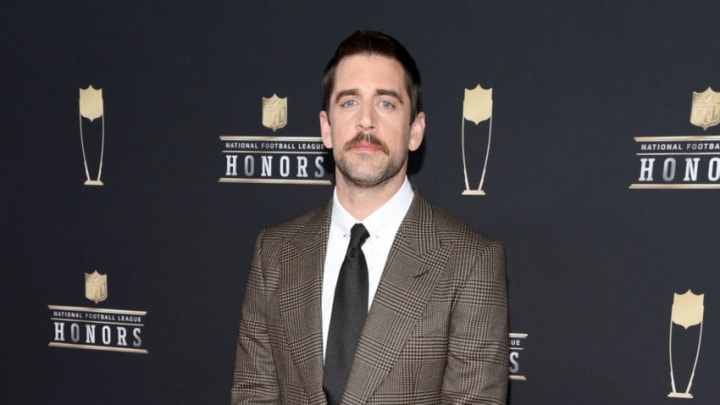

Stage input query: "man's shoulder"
[
  {"left": 416, "top": 193, "right": 500, "bottom": 247},
  {"left": 260, "top": 203, "right": 330, "bottom": 240}
]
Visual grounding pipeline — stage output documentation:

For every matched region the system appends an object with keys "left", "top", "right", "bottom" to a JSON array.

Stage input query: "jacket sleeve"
[
  {"left": 231, "top": 230, "right": 281, "bottom": 404},
  {"left": 441, "top": 241, "right": 509, "bottom": 404}
]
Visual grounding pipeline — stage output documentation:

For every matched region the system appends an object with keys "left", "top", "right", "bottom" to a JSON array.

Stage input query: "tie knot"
[{"left": 348, "top": 223, "right": 370, "bottom": 250}]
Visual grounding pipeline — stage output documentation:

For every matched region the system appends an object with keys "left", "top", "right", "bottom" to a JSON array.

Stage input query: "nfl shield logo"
[
  {"left": 463, "top": 85, "right": 493, "bottom": 125},
  {"left": 690, "top": 87, "right": 720, "bottom": 130},
  {"left": 85, "top": 270, "right": 108, "bottom": 304},
  {"left": 79, "top": 85, "right": 104, "bottom": 122},
  {"left": 262, "top": 94, "right": 287, "bottom": 132},
  {"left": 671, "top": 289, "right": 704, "bottom": 329}
]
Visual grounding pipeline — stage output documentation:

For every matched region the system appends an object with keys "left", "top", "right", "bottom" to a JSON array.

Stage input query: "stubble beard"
[{"left": 336, "top": 132, "right": 405, "bottom": 188}]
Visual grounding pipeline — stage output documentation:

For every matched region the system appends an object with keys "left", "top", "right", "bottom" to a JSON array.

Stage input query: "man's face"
[{"left": 320, "top": 54, "right": 424, "bottom": 188}]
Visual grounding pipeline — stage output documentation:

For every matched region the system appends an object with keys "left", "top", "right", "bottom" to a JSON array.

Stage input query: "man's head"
[
  {"left": 319, "top": 30, "right": 425, "bottom": 191},
  {"left": 322, "top": 30, "right": 422, "bottom": 122}
]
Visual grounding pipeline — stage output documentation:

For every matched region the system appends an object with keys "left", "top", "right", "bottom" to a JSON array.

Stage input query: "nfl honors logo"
[
  {"left": 219, "top": 92, "right": 331, "bottom": 185},
  {"left": 630, "top": 86, "right": 720, "bottom": 189},
  {"left": 48, "top": 270, "right": 149, "bottom": 354}
]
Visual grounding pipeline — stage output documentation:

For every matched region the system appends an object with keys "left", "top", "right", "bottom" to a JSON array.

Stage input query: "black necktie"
[{"left": 323, "top": 223, "right": 370, "bottom": 405}]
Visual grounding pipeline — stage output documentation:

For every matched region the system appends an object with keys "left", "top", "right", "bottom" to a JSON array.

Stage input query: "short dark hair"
[{"left": 321, "top": 30, "right": 422, "bottom": 121}]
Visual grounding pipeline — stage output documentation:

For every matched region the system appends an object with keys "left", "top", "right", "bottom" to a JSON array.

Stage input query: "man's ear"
[
  {"left": 319, "top": 110, "right": 333, "bottom": 149},
  {"left": 408, "top": 112, "right": 425, "bottom": 151}
]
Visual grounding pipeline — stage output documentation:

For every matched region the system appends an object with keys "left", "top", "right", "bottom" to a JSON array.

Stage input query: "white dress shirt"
[{"left": 321, "top": 178, "right": 415, "bottom": 358}]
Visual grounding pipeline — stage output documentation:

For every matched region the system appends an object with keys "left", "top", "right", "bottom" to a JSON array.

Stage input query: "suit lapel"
[
  {"left": 344, "top": 193, "right": 453, "bottom": 403},
  {"left": 279, "top": 203, "right": 331, "bottom": 402}
]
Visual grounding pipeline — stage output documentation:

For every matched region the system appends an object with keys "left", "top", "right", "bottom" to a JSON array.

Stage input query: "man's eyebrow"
[
  {"left": 334, "top": 89, "right": 359, "bottom": 103},
  {"left": 376, "top": 89, "right": 404, "bottom": 103},
  {"left": 333, "top": 88, "right": 405, "bottom": 104}
]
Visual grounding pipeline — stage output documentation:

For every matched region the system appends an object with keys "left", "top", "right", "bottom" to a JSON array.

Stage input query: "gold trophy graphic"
[
  {"left": 668, "top": 289, "right": 704, "bottom": 399},
  {"left": 79, "top": 85, "right": 105, "bottom": 186},
  {"left": 461, "top": 84, "right": 493, "bottom": 195}
]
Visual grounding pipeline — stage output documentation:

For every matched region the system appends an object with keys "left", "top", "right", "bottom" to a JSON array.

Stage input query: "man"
[{"left": 232, "top": 30, "right": 508, "bottom": 404}]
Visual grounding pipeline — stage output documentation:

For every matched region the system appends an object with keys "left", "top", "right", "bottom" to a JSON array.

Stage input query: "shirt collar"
[{"left": 331, "top": 177, "right": 414, "bottom": 239}]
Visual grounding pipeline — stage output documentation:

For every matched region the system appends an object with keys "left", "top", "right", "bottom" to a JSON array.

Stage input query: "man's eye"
[
  {"left": 340, "top": 99, "right": 358, "bottom": 108},
  {"left": 378, "top": 100, "right": 395, "bottom": 109}
]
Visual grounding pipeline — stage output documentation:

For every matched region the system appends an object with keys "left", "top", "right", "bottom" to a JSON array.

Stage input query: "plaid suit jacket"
[{"left": 232, "top": 191, "right": 508, "bottom": 404}]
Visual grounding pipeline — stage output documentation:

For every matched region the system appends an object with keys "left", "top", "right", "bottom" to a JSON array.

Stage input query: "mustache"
[{"left": 344, "top": 132, "right": 389, "bottom": 154}]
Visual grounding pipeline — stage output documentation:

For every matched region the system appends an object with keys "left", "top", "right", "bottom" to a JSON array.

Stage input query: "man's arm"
[
  {"left": 442, "top": 241, "right": 509, "bottom": 404},
  {"left": 231, "top": 230, "right": 281, "bottom": 404}
]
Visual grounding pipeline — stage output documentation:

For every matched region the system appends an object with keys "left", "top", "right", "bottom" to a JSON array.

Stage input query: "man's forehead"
[
  {"left": 332, "top": 54, "right": 407, "bottom": 94},
  {"left": 337, "top": 53, "right": 403, "bottom": 71}
]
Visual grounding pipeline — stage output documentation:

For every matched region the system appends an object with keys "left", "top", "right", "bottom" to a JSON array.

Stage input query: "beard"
[{"left": 335, "top": 132, "right": 406, "bottom": 188}]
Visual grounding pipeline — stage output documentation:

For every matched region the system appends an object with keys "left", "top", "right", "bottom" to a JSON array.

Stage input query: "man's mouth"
[{"left": 345, "top": 132, "right": 389, "bottom": 154}]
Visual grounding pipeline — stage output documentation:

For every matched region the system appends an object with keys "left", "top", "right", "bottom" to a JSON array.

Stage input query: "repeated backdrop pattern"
[{"left": 4, "top": 1, "right": 720, "bottom": 403}]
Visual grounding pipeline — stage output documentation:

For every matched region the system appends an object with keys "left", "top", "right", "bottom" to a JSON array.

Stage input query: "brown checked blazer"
[{"left": 232, "top": 190, "right": 508, "bottom": 404}]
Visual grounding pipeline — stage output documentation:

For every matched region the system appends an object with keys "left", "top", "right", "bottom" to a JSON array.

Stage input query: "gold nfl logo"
[
  {"left": 85, "top": 270, "right": 108, "bottom": 304},
  {"left": 262, "top": 93, "right": 287, "bottom": 132}
]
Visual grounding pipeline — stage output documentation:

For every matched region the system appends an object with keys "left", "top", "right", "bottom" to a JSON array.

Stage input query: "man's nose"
[{"left": 357, "top": 103, "right": 376, "bottom": 132}]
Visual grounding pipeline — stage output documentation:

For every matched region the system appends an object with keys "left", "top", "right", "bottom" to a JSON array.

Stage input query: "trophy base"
[
  {"left": 462, "top": 189, "right": 486, "bottom": 196},
  {"left": 84, "top": 180, "right": 104, "bottom": 186},
  {"left": 668, "top": 392, "right": 693, "bottom": 399}
]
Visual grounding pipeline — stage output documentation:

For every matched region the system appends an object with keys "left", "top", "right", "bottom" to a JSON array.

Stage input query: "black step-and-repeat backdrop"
[{"left": 5, "top": 1, "right": 720, "bottom": 403}]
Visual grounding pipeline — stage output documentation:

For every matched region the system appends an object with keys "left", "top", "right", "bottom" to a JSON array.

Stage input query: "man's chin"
[{"left": 343, "top": 169, "right": 403, "bottom": 189}]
